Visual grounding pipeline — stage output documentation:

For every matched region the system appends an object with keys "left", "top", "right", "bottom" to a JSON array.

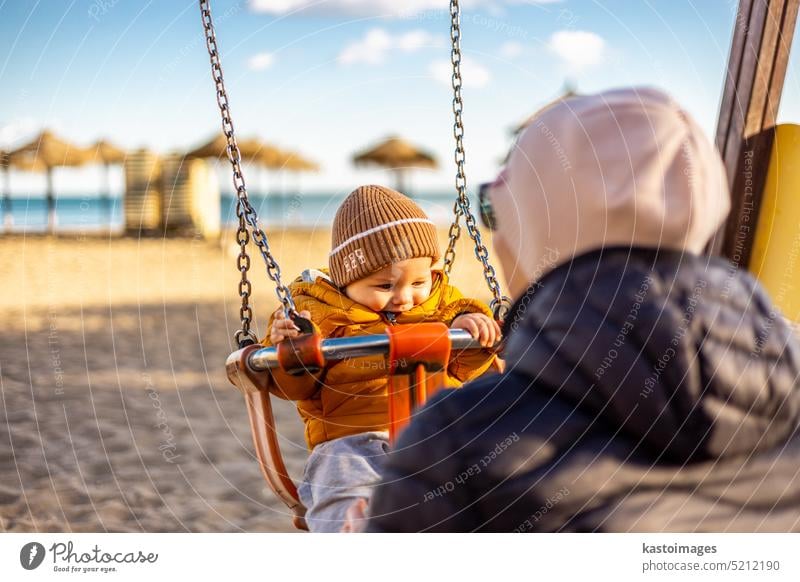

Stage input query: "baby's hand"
[
  {"left": 450, "top": 313, "right": 502, "bottom": 348},
  {"left": 269, "top": 309, "right": 312, "bottom": 344}
]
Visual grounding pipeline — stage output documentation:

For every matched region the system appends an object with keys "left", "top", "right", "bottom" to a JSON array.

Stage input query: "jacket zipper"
[{"left": 383, "top": 311, "right": 397, "bottom": 326}]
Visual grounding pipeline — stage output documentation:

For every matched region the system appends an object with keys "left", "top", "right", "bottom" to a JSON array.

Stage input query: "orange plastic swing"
[
  {"left": 226, "top": 322, "right": 484, "bottom": 531},
  {"left": 204, "top": 0, "right": 507, "bottom": 531},
  {"left": 386, "top": 323, "right": 453, "bottom": 442}
]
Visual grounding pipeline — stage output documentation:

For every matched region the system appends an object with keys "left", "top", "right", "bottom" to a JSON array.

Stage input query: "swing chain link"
[
  {"left": 442, "top": 0, "right": 511, "bottom": 321},
  {"left": 200, "top": 0, "right": 301, "bottom": 346},
  {"left": 442, "top": 0, "right": 464, "bottom": 278}
]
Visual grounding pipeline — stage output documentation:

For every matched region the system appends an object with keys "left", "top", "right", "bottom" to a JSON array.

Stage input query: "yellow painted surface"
[{"left": 749, "top": 124, "right": 800, "bottom": 322}]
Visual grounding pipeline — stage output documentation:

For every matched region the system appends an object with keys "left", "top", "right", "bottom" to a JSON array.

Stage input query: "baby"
[{"left": 263, "top": 184, "right": 501, "bottom": 532}]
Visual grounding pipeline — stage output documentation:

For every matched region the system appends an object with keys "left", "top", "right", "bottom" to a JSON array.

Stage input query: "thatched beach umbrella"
[
  {"left": 185, "top": 133, "right": 233, "bottom": 161},
  {"left": 227, "top": 137, "right": 283, "bottom": 169},
  {"left": 8, "top": 130, "right": 90, "bottom": 234},
  {"left": 90, "top": 139, "right": 126, "bottom": 225},
  {"left": 186, "top": 133, "right": 283, "bottom": 167},
  {"left": 353, "top": 136, "right": 437, "bottom": 194},
  {"left": 186, "top": 133, "right": 285, "bottom": 195},
  {"left": 250, "top": 140, "right": 286, "bottom": 170},
  {"left": 92, "top": 139, "right": 126, "bottom": 164},
  {"left": 280, "top": 150, "right": 319, "bottom": 173},
  {"left": 277, "top": 150, "right": 319, "bottom": 196}
]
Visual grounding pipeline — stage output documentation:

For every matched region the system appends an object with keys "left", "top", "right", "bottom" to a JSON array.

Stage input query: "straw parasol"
[
  {"left": 186, "top": 133, "right": 284, "bottom": 168},
  {"left": 186, "top": 133, "right": 286, "bottom": 196},
  {"left": 92, "top": 139, "right": 126, "bottom": 164},
  {"left": 8, "top": 130, "right": 91, "bottom": 234},
  {"left": 353, "top": 136, "right": 437, "bottom": 194},
  {"left": 185, "top": 133, "right": 234, "bottom": 160},
  {"left": 90, "top": 139, "right": 126, "bottom": 225},
  {"left": 248, "top": 140, "right": 285, "bottom": 170},
  {"left": 279, "top": 150, "right": 319, "bottom": 173},
  {"left": 277, "top": 150, "right": 319, "bottom": 196}
]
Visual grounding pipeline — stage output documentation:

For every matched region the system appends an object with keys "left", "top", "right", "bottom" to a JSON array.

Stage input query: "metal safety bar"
[{"left": 247, "top": 329, "right": 491, "bottom": 371}]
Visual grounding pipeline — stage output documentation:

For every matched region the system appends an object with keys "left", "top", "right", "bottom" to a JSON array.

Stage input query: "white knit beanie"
[{"left": 491, "top": 86, "right": 730, "bottom": 287}]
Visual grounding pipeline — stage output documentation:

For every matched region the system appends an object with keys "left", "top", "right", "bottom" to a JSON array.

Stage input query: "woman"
[{"left": 357, "top": 87, "right": 800, "bottom": 532}]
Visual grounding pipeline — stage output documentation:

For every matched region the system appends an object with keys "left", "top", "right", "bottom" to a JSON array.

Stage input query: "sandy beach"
[{"left": 0, "top": 227, "right": 499, "bottom": 532}]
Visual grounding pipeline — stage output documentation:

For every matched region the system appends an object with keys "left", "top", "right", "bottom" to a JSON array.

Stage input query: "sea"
[{"left": 0, "top": 191, "right": 479, "bottom": 232}]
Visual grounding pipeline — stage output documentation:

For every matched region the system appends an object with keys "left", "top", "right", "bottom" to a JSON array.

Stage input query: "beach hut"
[
  {"left": 90, "top": 139, "right": 126, "bottom": 227},
  {"left": 353, "top": 136, "right": 437, "bottom": 194},
  {"left": 123, "top": 149, "right": 220, "bottom": 238},
  {"left": 123, "top": 149, "right": 162, "bottom": 234},
  {"left": 7, "top": 130, "right": 90, "bottom": 234},
  {"left": 161, "top": 153, "right": 220, "bottom": 238}
]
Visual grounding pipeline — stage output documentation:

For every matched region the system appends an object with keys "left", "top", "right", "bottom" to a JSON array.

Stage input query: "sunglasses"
[{"left": 478, "top": 181, "right": 497, "bottom": 231}]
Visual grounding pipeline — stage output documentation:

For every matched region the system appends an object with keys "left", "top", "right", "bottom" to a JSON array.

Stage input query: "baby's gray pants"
[{"left": 297, "top": 430, "right": 390, "bottom": 533}]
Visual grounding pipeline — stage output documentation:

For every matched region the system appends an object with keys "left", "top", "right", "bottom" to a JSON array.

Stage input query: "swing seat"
[
  {"left": 226, "top": 342, "right": 309, "bottom": 530},
  {"left": 226, "top": 322, "right": 502, "bottom": 531}
]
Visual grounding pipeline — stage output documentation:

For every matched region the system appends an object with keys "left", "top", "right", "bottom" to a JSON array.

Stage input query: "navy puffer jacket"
[{"left": 366, "top": 247, "right": 800, "bottom": 532}]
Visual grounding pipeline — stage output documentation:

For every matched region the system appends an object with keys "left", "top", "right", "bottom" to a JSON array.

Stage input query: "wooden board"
[{"left": 711, "top": 0, "right": 799, "bottom": 266}]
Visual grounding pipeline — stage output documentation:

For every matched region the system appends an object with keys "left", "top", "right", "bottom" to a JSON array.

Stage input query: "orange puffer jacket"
[{"left": 260, "top": 267, "right": 498, "bottom": 450}]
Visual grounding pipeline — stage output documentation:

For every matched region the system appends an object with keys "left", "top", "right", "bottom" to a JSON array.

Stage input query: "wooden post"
[
  {"left": 46, "top": 167, "right": 56, "bottom": 236},
  {"left": 711, "top": 0, "right": 799, "bottom": 266},
  {"left": 1, "top": 154, "right": 11, "bottom": 230}
]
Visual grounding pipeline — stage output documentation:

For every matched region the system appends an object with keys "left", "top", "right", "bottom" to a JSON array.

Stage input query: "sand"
[{"left": 0, "top": 227, "right": 501, "bottom": 532}]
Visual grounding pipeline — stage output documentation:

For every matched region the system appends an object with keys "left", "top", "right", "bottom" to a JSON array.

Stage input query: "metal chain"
[
  {"left": 199, "top": 0, "right": 300, "bottom": 346},
  {"left": 441, "top": 0, "right": 465, "bottom": 278},
  {"left": 442, "top": 0, "right": 510, "bottom": 319}
]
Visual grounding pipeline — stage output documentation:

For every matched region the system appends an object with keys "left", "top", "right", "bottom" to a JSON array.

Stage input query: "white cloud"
[
  {"left": 338, "top": 28, "right": 443, "bottom": 65},
  {"left": 249, "top": 0, "right": 561, "bottom": 18},
  {"left": 548, "top": 30, "right": 606, "bottom": 70},
  {"left": 499, "top": 41, "right": 523, "bottom": 59},
  {"left": 396, "top": 29, "right": 440, "bottom": 52},
  {"left": 429, "top": 56, "right": 490, "bottom": 88},
  {"left": 247, "top": 52, "right": 276, "bottom": 71}
]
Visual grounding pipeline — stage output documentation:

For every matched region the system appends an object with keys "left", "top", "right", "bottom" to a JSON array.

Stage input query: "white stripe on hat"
[{"left": 329, "top": 217, "right": 435, "bottom": 257}]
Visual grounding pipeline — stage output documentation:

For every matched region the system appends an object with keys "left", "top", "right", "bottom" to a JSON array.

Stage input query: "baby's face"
[{"left": 344, "top": 257, "right": 434, "bottom": 313}]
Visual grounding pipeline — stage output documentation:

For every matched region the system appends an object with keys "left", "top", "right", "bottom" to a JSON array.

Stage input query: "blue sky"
[{"left": 1, "top": 0, "right": 799, "bottom": 195}]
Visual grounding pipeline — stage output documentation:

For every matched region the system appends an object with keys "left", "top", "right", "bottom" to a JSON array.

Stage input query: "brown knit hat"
[{"left": 329, "top": 185, "right": 441, "bottom": 287}]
